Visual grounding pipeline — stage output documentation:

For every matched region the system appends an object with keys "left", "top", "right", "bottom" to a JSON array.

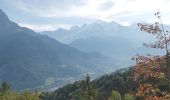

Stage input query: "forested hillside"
[{"left": 40, "top": 67, "right": 136, "bottom": 100}]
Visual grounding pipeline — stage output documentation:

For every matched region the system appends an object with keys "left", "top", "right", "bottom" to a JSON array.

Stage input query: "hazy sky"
[{"left": 0, "top": 0, "right": 170, "bottom": 32}]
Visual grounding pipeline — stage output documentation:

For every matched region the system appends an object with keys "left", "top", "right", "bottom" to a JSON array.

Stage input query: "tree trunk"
[{"left": 166, "top": 54, "right": 170, "bottom": 92}]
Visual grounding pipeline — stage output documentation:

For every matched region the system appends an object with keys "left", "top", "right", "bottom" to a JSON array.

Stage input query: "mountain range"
[
  {"left": 41, "top": 20, "right": 163, "bottom": 66},
  {"left": 0, "top": 9, "right": 116, "bottom": 90}
]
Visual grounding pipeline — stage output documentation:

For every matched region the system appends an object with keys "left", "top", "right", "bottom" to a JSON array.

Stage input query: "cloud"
[
  {"left": 8, "top": 0, "right": 88, "bottom": 10},
  {"left": 99, "top": 0, "right": 114, "bottom": 11},
  {"left": 108, "top": 11, "right": 160, "bottom": 26},
  {"left": 123, "top": 0, "right": 170, "bottom": 12},
  {"left": 1, "top": 0, "right": 170, "bottom": 31},
  {"left": 18, "top": 23, "right": 71, "bottom": 32},
  {"left": 2, "top": 0, "right": 89, "bottom": 18}
]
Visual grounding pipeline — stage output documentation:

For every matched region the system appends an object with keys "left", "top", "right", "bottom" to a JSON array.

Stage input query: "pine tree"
[
  {"left": 1, "top": 82, "right": 10, "bottom": 94},
  {"left": 108, "top": 90, "right": 121, "bottom": 100},
  {"left": 80, "top": 74, "right": 96, "bottom": 100}
]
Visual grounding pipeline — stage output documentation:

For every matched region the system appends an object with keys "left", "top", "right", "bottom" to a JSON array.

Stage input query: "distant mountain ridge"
[
  {"left": 41, "top": 20, "right": 155, "bottom": 44},
  {"left": 41, "top": 20, "right": 130, "bottom": 44},
  {"left": 41, "top": 20, "right": 162, "bottom": 66},
  {"left": 0, "top": 9, "right": 115, "bottom": 90}
]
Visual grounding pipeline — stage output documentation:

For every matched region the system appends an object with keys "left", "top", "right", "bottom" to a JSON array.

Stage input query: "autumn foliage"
[
  {"left": 132, "top": 54, "right": 165, "bottom": 80},
  {"left": 132, "top": 11, "right": 170, "bottom": 99}
]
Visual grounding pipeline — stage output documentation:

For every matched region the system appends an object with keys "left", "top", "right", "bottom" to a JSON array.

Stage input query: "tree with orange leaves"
[
  {"left": 132, "top": 11, "right": 170, "bottom": 99},
  {"left": 138, "top": 11, "right": 170, "bottom": 86}
]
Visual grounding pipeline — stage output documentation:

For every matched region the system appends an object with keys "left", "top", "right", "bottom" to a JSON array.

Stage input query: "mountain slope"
[{"left": 0, "top": 9, "right": 115, "bottom": 90}]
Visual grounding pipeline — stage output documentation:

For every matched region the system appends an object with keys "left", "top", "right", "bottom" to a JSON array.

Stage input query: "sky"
[{"left": 0, "top": 0, "right": 170, "bottom": 32}]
